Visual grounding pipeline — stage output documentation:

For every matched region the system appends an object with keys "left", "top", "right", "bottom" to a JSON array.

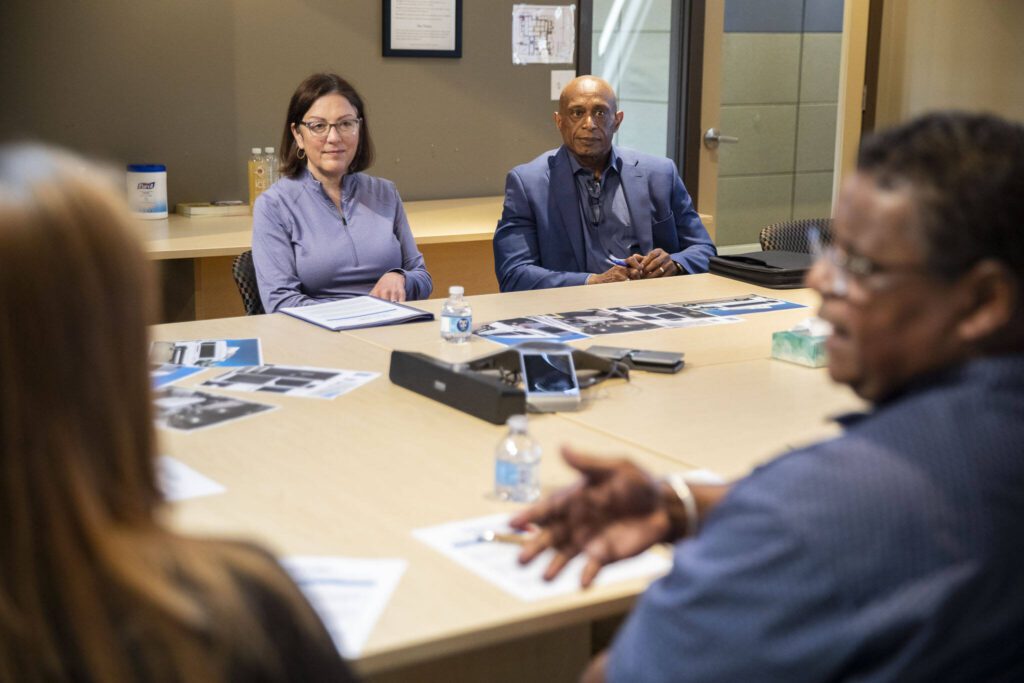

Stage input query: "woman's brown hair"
[
  {"left": 0, "top": 145, "right": 331, "bottom": 682},
  {"left": 279, "top": 73, "right": 375, "bottom": 178}
]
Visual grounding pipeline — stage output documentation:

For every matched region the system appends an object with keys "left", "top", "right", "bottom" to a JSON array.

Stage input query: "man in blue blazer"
[{"left": 493, "top": 76, "right": 716, "bottom": 292}]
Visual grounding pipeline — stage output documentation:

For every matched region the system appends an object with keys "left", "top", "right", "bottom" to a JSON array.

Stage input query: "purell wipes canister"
[{"left": 126, "top": 164, "right": 168, "bottom": 219}]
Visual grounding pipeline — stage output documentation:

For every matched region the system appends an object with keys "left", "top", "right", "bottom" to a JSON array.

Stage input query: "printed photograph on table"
[
  {"left": 475, "top": 316, "right": 590, "bottom": 346},
  {"left": 153, "top": 387, "right": 276, "bottom": 432},
  {"left": 201, "top": 365, "right": 379, "bottom": 400},
  {"left": 679, "top": 294, "right": 805, "bottom": 317},
  {"left": 149, "top": 338, "right": 263, "bottom": 367},
  {"left": 612, "top": 303, "right": 743, "bottom": 328},
  {"left": 150, "top": 363, "right": 205, "bottom": 389},
  {"left": 549, "top": 308, "right": 661, "bottom": 336}
]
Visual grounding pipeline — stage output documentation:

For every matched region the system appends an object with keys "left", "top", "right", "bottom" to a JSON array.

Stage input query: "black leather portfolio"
[{"left": 708, "top": 250, "right": 812, "bottom": 289}]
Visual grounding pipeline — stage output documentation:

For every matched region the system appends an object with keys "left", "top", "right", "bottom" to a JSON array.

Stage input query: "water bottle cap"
[
  {"left": 264, "top": 147, "right": 275, "bottom": 153},
  {"left": 251, "top": 147, "right": 262, "bottom": 154},
  {"left": 449, "top": 286, "right": 464, "bottom": 296},
  {"left": 506, "top": 415, "right": 528, "bottom": 431}
]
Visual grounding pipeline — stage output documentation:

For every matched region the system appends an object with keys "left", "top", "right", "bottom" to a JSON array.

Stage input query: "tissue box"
[{"left": 772, "top": 330, "right": 828, "bottom": 368}]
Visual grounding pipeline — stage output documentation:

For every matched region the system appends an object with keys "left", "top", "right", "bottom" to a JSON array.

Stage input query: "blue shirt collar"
[{"left": 566, "top": 145, "right": 622, "bottom": 178}]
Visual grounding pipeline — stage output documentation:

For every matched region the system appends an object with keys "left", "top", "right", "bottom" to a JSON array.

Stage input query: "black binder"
[{"left": 708, "top": 250, "right": 812, "bottom": 289}]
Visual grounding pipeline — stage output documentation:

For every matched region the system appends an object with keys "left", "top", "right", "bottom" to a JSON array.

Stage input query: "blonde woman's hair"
[{"left": 0, "top": 145, "right": 325, "bottom": 682}]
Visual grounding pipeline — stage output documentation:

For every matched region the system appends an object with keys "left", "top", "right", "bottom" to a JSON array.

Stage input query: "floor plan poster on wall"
[{"left": 512, "top": 4, "right": 575, "bottom": 64}]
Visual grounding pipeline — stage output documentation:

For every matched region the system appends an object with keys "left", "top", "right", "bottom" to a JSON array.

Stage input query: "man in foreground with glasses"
[
  {"left": 512, "top": 112, "right": 1024, "bottom": 681},
  {"left": 493, "top": 76, "right": 715, "bottom": 291}
]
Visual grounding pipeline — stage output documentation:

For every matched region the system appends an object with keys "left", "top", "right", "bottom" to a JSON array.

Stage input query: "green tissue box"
[{"left": 772, "top": 330, "right": 828, "bottom": 368}]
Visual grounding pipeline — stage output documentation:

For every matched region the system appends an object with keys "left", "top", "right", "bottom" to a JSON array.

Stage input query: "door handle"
[{"left": 703, "top": 128, "right": 739, "bottom": 149}]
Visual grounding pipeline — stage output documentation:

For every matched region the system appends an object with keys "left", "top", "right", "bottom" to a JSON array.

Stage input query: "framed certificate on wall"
[{"left": 383, "top": 0, "right": 463, "bottom": 58}]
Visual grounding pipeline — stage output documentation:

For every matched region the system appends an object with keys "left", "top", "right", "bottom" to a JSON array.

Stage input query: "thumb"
[{"left": 561, "top": 445, "right": 619, "bottom": 484}]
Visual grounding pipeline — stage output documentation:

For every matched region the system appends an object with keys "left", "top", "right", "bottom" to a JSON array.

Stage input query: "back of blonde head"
[{"left": 0, "top": 145, "right": 310, "bottom": 681}]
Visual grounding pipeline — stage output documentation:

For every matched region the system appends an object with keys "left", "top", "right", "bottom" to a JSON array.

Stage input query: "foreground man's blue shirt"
[{"left": 610, "top": 355, "right": 1024, "bottom": 682}]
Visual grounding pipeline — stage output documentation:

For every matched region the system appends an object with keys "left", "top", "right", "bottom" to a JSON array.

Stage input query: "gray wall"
[{"left": 0, "top": 1, "right": 572, "bottom": 205}]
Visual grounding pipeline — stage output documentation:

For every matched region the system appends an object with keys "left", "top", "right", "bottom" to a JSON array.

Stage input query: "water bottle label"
[
  {"left": 495, "top": 460, "right": 523, "bottom": 488},
  {"left": 441, "top": 314, "right": 472, "bottom": 335}
]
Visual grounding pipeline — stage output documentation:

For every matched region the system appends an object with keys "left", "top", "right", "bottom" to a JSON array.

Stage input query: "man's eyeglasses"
[
  {"left": 808, "top": 225, "right": 931, "bottom": 296},
  {"left": 585, "top": 178, "right": 602, "bottom": 226},
  {"left": 300, "top": 118, "right": 362, "bottom": 138}
]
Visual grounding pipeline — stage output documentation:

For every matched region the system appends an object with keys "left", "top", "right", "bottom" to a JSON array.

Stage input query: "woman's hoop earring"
[{"left": 296, "top": 148, "right": 306, "bottom": 160}]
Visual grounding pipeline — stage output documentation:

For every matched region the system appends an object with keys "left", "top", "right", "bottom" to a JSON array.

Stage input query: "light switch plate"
[{"left": 550, "top": 70, "right": 576, "bottom": 100}]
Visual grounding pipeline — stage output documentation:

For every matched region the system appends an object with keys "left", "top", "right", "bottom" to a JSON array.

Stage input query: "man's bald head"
[
  {"left": 554, "top": 75, "right": 624, "bottom": 174},
  {"left": 558, "top": 76, "right": 618, "bottom": 113}
]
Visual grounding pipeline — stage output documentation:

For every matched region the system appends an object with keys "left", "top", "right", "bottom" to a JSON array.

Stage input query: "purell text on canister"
[{"left": 126, "top": 164, "right": 168, "bottom": 219}]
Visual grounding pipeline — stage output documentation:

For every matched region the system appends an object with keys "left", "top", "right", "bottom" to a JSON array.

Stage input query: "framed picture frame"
[{"left": 383, "top": 0, "right": 463, "bottom": 58}]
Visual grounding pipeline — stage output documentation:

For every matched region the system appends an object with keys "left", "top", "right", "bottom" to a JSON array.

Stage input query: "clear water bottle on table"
[
  {"left": 440, "top": 285, "right": 472, "bottom": 343},
  {"left": 494, "top": 415, "right": 541, "bottom": 503}
]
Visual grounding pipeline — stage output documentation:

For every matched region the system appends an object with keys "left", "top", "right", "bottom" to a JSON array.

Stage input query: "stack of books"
[{"left": 175, "top": 202, "right": 250, "bottom": 217}]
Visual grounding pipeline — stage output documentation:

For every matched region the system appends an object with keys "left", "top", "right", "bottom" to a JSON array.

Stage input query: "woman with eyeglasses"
[
  {"left": 0, "top": 144, "right": 357, "bottom": 682},
  {"left": 253, "top": 73, "right": 432, "bottom": 312}
]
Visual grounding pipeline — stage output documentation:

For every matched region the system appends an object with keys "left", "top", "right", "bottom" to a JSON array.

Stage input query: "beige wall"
[
  {"left": 875, "top": 0, "right": 1024, "bottom": 127},
  {"left": 0, "top": 1, "right": 571, "bottom": 206}
]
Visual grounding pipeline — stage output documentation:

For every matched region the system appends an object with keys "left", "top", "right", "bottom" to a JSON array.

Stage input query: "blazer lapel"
[
  {"left": 550, "top": 147, "right": 587, "bottom": 271},
  {"left": 619, "top": 151, "right": 654, "bottom": 253}
]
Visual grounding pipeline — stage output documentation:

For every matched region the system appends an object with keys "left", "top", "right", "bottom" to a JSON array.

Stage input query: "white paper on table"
[
  {"left": 413, "top": 514, "right": 671, "bottom": 602},
  {"left": 157, "top": 456, "right": 226, "bottom": 502},
  {"left": 281, "top": 556, "right": 407, "bottom": 659},
  {"left": 201, "top": 365, "right": 379, "bottom": 400}
]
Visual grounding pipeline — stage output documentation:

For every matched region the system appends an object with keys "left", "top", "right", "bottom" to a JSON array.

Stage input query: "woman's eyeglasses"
[{"left": 300, "top": 118, "right": 362, "bottom": 138}]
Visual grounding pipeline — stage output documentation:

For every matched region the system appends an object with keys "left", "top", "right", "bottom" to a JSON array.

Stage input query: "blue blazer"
[{"left": 493, "top": 146, "right": 716, "bottom": 292}]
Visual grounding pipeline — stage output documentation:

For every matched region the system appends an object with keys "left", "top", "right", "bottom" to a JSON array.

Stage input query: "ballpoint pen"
[
  {"left": 607, "top": 254, "right": 629, "bottom": 267},
  {"left": 478, "top": 529, "right": 529, "bottom": 545}
]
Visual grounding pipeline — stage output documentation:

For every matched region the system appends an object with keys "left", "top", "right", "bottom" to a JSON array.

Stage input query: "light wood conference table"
[
  {"left": 347, "top": 274, "right": 864, "bottom": 480},
  {"left": 154, "top": 274, "right": 861, "bottom": 681}
]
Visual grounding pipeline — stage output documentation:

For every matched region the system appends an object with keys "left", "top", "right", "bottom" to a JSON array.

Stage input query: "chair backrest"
[
  {"left": 759, "top": 218, "right": 834, "bottom": 253},
  {"left": 231, "top": 250, "right": 265, "bottom": 315}
]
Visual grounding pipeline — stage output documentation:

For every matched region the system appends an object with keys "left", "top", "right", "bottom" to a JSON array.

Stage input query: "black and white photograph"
[
  {"left": 153, "top": 387, "right": 276, "bottom": 432},
  {"left": 612, "top": 303, "right": 742, "bottom": 329},
  {"left": 550, "top": 309, "right": 661, "bottom": 336},
  {"left": 201, "top": 364, "right": 379, "bottom": 399}
]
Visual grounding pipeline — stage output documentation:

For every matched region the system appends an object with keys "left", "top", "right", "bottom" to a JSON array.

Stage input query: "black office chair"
[
  {"left": 759, "top": 218, "right": 833, "bottom": 253},
  {"left": 231, "top": 250, "right": 265, "bottom": 315}
]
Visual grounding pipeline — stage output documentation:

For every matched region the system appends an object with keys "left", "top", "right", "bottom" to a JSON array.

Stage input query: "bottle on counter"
[
  {"left": 248, "top": 147, "right": 267, "bottom": 208},
  {"left": 263, "top": 146, "right": 279, "bottom": 186}
]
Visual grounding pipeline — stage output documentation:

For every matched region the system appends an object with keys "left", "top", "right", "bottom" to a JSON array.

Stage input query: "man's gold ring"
[{"left": 658, "top": 266, "right": 665, "bottom": 275}]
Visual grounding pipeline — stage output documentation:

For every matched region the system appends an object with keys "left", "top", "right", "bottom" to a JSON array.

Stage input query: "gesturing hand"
[
  {"left": 509, "top": 446, "right": 671, "bottom": 588},
  {"left": 369, "top": 271, "right": 406, "bottom": 302}
]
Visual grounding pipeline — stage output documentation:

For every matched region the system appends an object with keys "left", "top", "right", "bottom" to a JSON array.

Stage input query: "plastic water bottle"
[
  {"left": 247, "top": 147, "right": 267, "bottom": 207},
  {"left": 494, "top": 415, "right": 541, "bottom": 502},
  {"left": 440, "top": 285, "right": 472, "bottom": 343},
  {"left": 263, "top": 146, "right": 279, "bottom": 186}
]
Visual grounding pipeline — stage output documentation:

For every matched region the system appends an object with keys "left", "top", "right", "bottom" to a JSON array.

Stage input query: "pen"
[
  {"left": 479, "top": 529, "right": 529, "bottom": 545},
  {"left": 608, "top": 254, "right": 629, "bottom": 267}
]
